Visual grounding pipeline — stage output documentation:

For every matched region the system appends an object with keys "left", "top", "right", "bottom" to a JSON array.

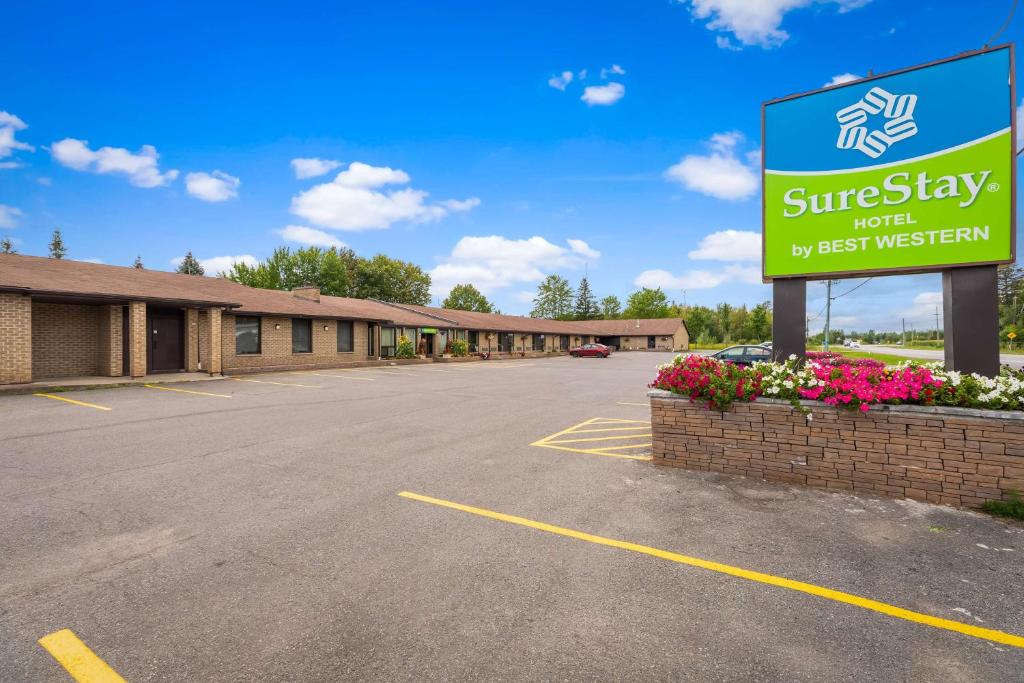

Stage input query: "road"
[
  {"left": 865, "top": 345, "right": 1024, "bottom": 369},
  {"left": 1, "top": 353, "right": 1022, "bottom": 681}
]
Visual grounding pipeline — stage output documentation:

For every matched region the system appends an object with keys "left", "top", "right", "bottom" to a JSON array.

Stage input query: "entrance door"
[
  {"left": 648, "top": 336, "right": 656, "bottom": 349},
  {"left": 147, "top": 308, "right": 185, "bottom": 373},
  {"left": 422, "top": 334, "right": 434, "bottom": 356}
]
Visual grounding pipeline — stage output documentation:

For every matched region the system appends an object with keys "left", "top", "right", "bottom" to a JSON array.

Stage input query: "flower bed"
[{"left": 650, "top": 352, "right": 1024, "bottom": 413}]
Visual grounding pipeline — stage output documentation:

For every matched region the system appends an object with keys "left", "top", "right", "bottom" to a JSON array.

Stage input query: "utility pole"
[
  {"left": 823, "top": 280, "right": 833, "bottom": 352},
  {"left": 934, "top": 306, "right": 940, "bottom": 340},
  {"left": 902, "top": 318, "right": 906, "bottom": 346}
]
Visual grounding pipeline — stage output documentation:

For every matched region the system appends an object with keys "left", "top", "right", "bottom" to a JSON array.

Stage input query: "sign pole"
[
  {"left": 943, "top": 265, "right": 1000, "bottom": 376},
  {"left": 772, "top": 277, "right": 806, "bottom": 363}
]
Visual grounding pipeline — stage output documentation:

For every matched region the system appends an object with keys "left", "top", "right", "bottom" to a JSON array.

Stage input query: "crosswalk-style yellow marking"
[
  {"left": 38, "top": 629, "right": 127, "bottom": 682},
  {"left": 531, "top": 417, "right": 652, "bottom": 461}
]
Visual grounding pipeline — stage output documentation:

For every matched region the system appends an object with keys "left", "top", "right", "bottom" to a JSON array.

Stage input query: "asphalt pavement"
[{"left": 1, "top": 353, "right": 1022, "bottom": 681}]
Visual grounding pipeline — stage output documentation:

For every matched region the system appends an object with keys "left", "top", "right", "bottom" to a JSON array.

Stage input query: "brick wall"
[
  {"left": 0, "top": 292, "right": 31, "bottom": 384},
  {"left": 128, "top": 301, "right": 147, "bottom": 377},
  {"left": 32, "top": 302, "right": 101, "bottom": 379},
  {"left": 221, "top": 314, "right": 372, "bottom": 371},
  {"left": 650, "top": 390, "right": 1024, "bottom": 509},
  {"left": 96, "top": 304, "right": 123, "bottom": 376}
]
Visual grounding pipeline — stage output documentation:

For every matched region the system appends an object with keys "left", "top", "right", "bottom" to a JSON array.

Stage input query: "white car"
[{"left": 849, "top": 340, "right": 861, "bottom": 349}]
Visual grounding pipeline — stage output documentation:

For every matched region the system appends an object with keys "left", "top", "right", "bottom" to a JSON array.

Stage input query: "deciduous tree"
[{"left": 442, "top": 283, "right": 494, "bottom": 312}]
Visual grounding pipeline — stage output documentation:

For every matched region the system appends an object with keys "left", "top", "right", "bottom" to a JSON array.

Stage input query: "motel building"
[{"left": 0, "top": 254, "right": 689, "bottom": 386}]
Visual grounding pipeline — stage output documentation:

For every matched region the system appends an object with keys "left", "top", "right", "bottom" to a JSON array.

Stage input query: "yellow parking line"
[
  {"left": 569, "top": 426, "right": 651, "bottom": 434},
  {"left": 588, "top": 442, "right": 653, "bottom": 452},
  {"left": 617, "top": 401, "right": 649, "bottom": 407},
  {"left": 295, "top": 372, "right": 375, "bottom": 381},
  {"left": 38, "top": 628, "right": 127, "bottom": 683},
  {"left": 229, "top": 377, "right": 319, "bottom": 388},
  {"left": 397, "top": 492, "right": 1024, "bottom": 650},
  {"left": 547, "top": 433, "right": 652, "bottom": 445},
  {"left": 536, "top": 444, "right": 653, "bottom": 461},
  {"left": 33, "top": 393, "right": 111, "bottom": 411},
  {"left": 143, "top": 384, "right": 231, "bottom": 398}
]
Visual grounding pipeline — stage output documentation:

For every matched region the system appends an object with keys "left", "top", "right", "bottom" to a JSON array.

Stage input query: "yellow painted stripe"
[
  {"left": 547, "top": 433, "right": 652, "bottom": 445},
  {"left": 532, "top": 443, "right": 653, "bottom": 461},
  {"left": 566, "top": 426, "right": 652, "bottom": 434},
  {"left": 38, "top": 629, "right": 127, "bottom": 683},
  {"left": 587, "top": 442, "right": 653, "bottom": 452},
  {"left": 398, "top": 492, "right": 1024, "bottom": 649},
  {"left": 143, "top": 384, "right": 231, "bottom": 398},
  {"left": 296, "top": 372, "right": 375, "bottom": 381},
  {"left": 33, "top": 393, "right": 111, "bottom": 411},
  {"left": 229, "top": 377, "right": 319, "bottom": 388},
  {"left": 616, "top": 401, "right": 649, "bottom": 407}
]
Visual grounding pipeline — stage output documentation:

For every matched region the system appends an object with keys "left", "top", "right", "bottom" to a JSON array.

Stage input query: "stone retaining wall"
[{"left": 649, "top": 390, "right": 1024, "bottom": 508}]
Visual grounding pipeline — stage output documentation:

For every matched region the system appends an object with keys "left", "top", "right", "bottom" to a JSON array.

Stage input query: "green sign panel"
[
  {"left": 763, "top": 46, "right": 1015, "bottom": 279},
  {"left": 420, "top": 327, "right": 438, "bottom": 334}
]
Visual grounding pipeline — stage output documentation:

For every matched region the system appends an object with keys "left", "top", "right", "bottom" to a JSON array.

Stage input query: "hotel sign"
[{"left": 762, "top": 45, "right": 1015, "bottom": 279}]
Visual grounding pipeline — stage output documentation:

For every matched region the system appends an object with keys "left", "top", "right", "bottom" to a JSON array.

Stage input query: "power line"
[
  {"left": 832, "top": 277, "right": 873, "bottom": 299},
  {"left": 985, "top": 0, "right": 1018, "bottom": 47}
]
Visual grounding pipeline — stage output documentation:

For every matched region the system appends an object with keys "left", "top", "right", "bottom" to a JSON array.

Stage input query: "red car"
[{"left": 569, "top": 343, "right": 611, "bottom": 358}]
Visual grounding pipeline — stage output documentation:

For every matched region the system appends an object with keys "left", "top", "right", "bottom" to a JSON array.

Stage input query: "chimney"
[{"left": 292, "top": 285, "right": 321, "bottom": 303}]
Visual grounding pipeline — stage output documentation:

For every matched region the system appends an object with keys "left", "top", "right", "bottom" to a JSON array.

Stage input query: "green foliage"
[
  {"left": 1, "top": 237, "right": 15, "bottom": 254},
  {"left": 395, "top": 335, "right": 416, "bottom": 359},
  {"left": 573, "top": 276, "right": 599, "bottom": 319},
  {"left": 981, "top": 491, "right": 1024, "bottom": 520},
  {"left": 449, "top": 338, "right": 469, "bottom": 357},
  {"left": 530, "top": 274, "right": 574, "bottom": 319},
  {"left": 353, "top": 253, "right": 431, "bottom": 304},
  {"left": 623, "top": 287, "right": 670, "bottom": 319},
  {"left": 48, "top": 228, "right": 67, "bottom": 259},
  {"left": 599, "top": 295, "right": 621, "bottom": 319},
  {"left": 443, "top": 283, "right": 494, "bottom": 312},
  {"left": 176, "top": 250, "right": 205, "bottom": 275}
]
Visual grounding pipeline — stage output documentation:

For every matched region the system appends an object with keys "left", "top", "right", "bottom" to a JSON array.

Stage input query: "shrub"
[
  {"left": 396, "top": 335, "right": 416, "bottom": 359},
  {"left": 650, "top": 353, "right": 761, "bottom": 411},
  {"left": 981, "top": 491, "right": 1024, "bottom": 520},
  {"left": 450, "top": 338, "right": 468, "bottom": 357}
]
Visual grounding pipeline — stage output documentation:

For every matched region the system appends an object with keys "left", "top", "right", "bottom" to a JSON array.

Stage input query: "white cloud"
[
  {"left": 290, "top": 161, "right": 478, "bottom": 231},
  {"left": 688, "top": 230, "right": 761, "bottom": 262},
  {"left": 51, "top": 138, "right": 179, "bottom": 188},
  {"left": 824, "top": 72, "right": 860, "bottom": 87},
  {"left": 600, "top": 64, "right": 626, "bottom": 78},
  {"left": 903, "top": 290, "right": 943, "bottom": 319},
  {"left": 548, "top": 70, "right": 574, "bottom": 91},
  {"left": 291, "top": 157, "right": 342, "bottom": 179},
  {"left": 172, "top": 254, "right": 258, "bottom": 276},
  {"left": 685, "top": 0, "right": 871, "bottom": 49},
  {"left": 278, "top": 225, "right": 347, "bottom": 249},
  {"left": 0, "top": 204, "right": 23, "bottom": 229},
  {"left": 0, "top": 111, "right": 34, "bottom": 161},
  {"left": 515, "top": 290, "right": 536, "bottom": 303},
  {"left": 665, "top": 130, "right": 759, "bottom": 201},
  {"left": 634, "top": 264, "right": 763, "bottom": 290},
  {"left": 1017, "top": 98, "right": 1024, "bottom": 152},
  {"left": 185, "top": 170, "right": 240, "bottom": 202},
  {"left": 36, "top": 177, "right": 52, "bottom": 186},
  {"left": 429, "top": 235, "right": 598, "bottom": 296},
  {"left": 581, "top": 82, "right": 625, "bottom": 106},
  {"left": 567, "top": 238, "right": 600, "bottom": 259}
]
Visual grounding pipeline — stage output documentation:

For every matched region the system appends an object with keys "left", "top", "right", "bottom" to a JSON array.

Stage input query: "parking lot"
[{"left": 1, "top": 352, "right": 1022, "bottom": 681}]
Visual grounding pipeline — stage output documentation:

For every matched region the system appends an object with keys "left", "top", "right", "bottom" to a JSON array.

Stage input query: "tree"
[
  {"left": 176, "top": 251, "right": 205, "bottom": 275},
  {"left": 133, "top": 255, "right": 144, "bottom": 269},
  {"left": 682, "top": 305, "right": 720, "bottom": 344},
  {"left": 623, "top": 287, "right": 670, "bottom": 319},
  {"left": 442, "top": 283, "right": 494, "bottom": 312},
  {"left": 530, "top": 275, "right": 574, "bottom": 319},
  {"left": 48, "top": 229, "right": 67, "bottom": 259},
  {"left": 573, "top": 277, "right": 599, "bottom": 320},
  {"left": 228, "top": 246, "right": 356, "bottom": 296},
  {"left": 1, "top": 237, "right": 15, "bottom": 254},
  {"left": 353, "top": 254, "right": 431, "bottom": 304},
  {"left": 599, "top": 295, "right": 621, "bottom": 319}
]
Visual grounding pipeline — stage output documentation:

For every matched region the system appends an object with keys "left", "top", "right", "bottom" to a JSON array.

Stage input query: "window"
[
  {"left": 292, "top": 318, "right": 312, "bottom": 353},
  {"left": 235, "top": 316, "right": 261, "bottom": 355},
  {"left": 749, "top": 347, "right": 771, "bottom": 361},
  {"left": 533, "top": 334, "right": 545, "bottom": 351},
  {"left": 498, "top": 333, "right": 513, "bottom": 352},
  {"left": 381, "top": 327, "right": 397, "bottom": 357},
  {"left": 560, "top": 335, "right": 569, "bottom": 351},
  {"left": 337, "top": 320, "right": 354, "bottom": 352},
  {"left": 468, "top": 331, "right": 479, "bottom": 352},
  {"left": 368, "top": 325, "right": 376, "bottom": 356}
]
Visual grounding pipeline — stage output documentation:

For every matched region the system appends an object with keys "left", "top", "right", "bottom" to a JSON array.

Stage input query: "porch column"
[
  {"left": 204, "top": 307, "right": 223, "bottom": 375},
  {"left": 0, "top": 292, "right": 32, "bottom": 384},
  {"left": 97, "top": 304, "right": 123, "bottom": 376},
  {"left": 184, "top": 308, "right": 200, "bottom": 372},
  {"left": 128, "top": 301, "right": 147, "bottom": 378}
]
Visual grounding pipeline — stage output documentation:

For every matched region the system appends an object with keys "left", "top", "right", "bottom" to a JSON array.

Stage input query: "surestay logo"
[{"left": 836, "top": 86, "right": 918, "bottom": 159}]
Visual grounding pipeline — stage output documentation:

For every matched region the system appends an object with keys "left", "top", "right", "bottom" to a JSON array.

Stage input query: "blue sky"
[{"left": 2, "top": 0, "right": 1022, "bottom": 331}]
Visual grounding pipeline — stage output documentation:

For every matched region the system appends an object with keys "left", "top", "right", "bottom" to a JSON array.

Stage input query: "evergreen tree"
[
  {"left": 1, "top": 237, "right": 15, "bottom": 254},
  {"left": 573, "top": 277, "right": 599, "bottom": 319},
  {"left": 599, "top": 295, "right": 621, "bottom": 319},
  {"left": 176, "top": 251, "right": 205, "bottom": 275},
  {"left": 133, "top": 255, "right": 144, "bottom": 269},
  {"left": 48, "top": 229, "right": 67, "bottom": 259},
  {"left": 530, "top": 275, "right": 574, "bottom": 319},
  {"left": 442, "top": 283, "right": 494, "bottom": 312}
]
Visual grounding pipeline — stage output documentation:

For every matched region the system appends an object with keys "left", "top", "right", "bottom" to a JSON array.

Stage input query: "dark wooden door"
[{"left": 148, "top": 308, "right": 184, "bottom": 373}]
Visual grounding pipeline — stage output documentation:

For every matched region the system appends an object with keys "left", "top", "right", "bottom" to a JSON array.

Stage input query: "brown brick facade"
[
  {"left": 128, "top": 301, "right": 147, "bottom": 378},
  {"left": 651, "top": 391, "right": 1024, "bottom": 509},
  {"left": 32, "top": 303, "right": 101, "bottom": 379},
  {"left": 221, "top": 314, "right": 373, "bottom": 372},
  {"left": 96, "top": 304, "right": 123, "bottom": 377},
  {"left": 0, "top": 293, "right": 31, "bottom": 383}
]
